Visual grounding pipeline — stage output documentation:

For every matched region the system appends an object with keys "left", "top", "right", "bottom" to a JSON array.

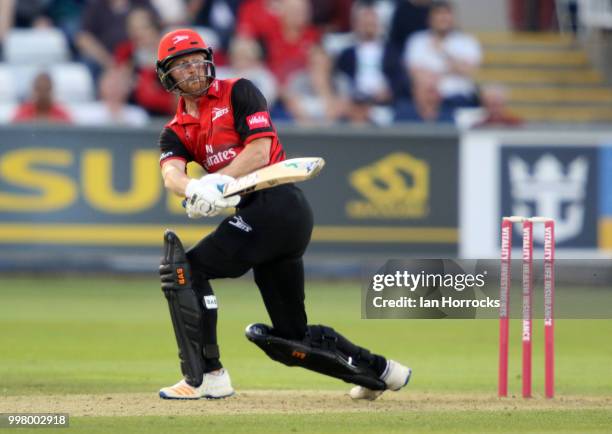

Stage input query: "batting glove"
[
  {"left": 185, "top": 193, "right": 218, "bottom": 218},
  {"left": 184, "top": 176, "right": 239, "bottom": 219},
  {"left": 198, "top": 174, "right": 241, "bottom": 208}
]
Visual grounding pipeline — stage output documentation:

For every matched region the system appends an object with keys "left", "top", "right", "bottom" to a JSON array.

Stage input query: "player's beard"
[{"left": 178, "top": 73, "right": 210, "bottom": 96}]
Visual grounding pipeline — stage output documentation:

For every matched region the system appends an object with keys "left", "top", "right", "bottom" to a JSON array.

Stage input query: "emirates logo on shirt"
[
  {"left": 246, "top": 111, "right": 271, "bottom": 129},
  {"left": 204, "top": 144, "right": 238, "bottom": 171}
]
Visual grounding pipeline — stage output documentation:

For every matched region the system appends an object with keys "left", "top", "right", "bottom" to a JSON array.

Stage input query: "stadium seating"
[
  {"left": 4, "top": 64, "right": 41, "bottom": 101},
  {"left": 64, "top": 102, "right": 106, "bottom": 125},
  {"left": 49, "top": 64, "right": 95, "bottom": 103},
  {"left": 478, "top": 32, "right": 612, "bottom": 123},
  {"left": 4, "top": 28, "right": 70, "bottom": 65},
  {"left": 0, "top": 63, "right": 95, "bottom": 103},
  {"left": 0, "top": 103, "right": 17, "bottom": 123},
  {"left": 0, "top": 65, "right": 17, "bottom": 102}
]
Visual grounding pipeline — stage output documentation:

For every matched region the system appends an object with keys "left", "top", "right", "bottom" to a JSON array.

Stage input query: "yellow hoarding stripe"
[
  {"left": 313, "top": 226, "right": 457, "bottom": 243},
  {"left": 599, "top": 219, "right": 612, "bottom": 250},
  {"left": 0, "top": 224, "right": 457, "bottom": 245},
  {"left": 0, "top": 224, "right": 215, "bottom": 246}
]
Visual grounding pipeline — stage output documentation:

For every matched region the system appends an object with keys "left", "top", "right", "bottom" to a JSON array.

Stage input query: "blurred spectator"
[
  {"left": 559, "top": 0, "right": 580, "bottom": 33},
  {"left": 560, "top": 0, "right": 579, "bottom": 33},
  {"left": 281, "top": 44, "right": 345, "bottom": 124},
  {"left": 73, "top": 67, "right": 149, "bottom": 127},
  {"left": 12, "top": 72, "right": 72, "bottom": 124},
  {"left": 187, "top": 0, "right": 241, "bottom": 50},
  {"left": 10, "top": 0, "right": 53, "bottom": 28},
  {"left": 76, "top": 0, "right": 156, "bottom": 77},
  {"left": 217, "top": 37, "right": 278, "bottom": 106},
  {"left": 235, "top": 0, "right": 281, "bottom": 41},
  {"left": 0, "top": 0, "right": 15, "bottom": 59},
  {"left": 310, "top": 0, "right": 353, "bottom": 33},
  {"left": 388, "top": 0, "right": 431, "bottom": 52},
  {"left": 335, "top": 1, "right": 398, "bottom": 124},
  {"left": 45, "top": 0, "right": 89, "bottom": 49},
  {"left": 372, "top": 0, "right": 396, "bottom": 33},
  {"left": 395, "top": 74, "right": 453, "bottom": 123},
  {"left": 405, "top": 1, "right": 481, "bottom": 109},
  {"left": 150, "top": 0, "right": 188, "bottom": 26},
  {"left": 257, "top": 0, "right": 320, "bottom": 85},
  {"left": 473, "top": 85, "right": 524, "bottom": 128},
  {"left": 0, "top": 1, "right": 87, "bottom": 58},
  {"left": 114, "top": 7, "right": 176, "bottom": 115},
  {"left": 255, "top": 0, "right": 342, "bottom": 123},
  {"left": 510, "top": 0, "right": 556, "bottom": 31}
]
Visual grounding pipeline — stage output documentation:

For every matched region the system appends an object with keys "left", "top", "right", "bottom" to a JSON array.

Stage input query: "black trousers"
[{"left": 185, "top": 184, "right": 386, "bottom": 376}]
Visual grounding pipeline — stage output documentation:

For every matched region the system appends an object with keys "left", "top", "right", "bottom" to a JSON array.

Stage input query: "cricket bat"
[{"left": 222, "top": 157, "right": 325, "bottom": 197}]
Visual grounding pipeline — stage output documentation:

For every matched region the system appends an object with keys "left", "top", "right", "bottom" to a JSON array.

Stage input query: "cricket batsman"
[{"left": 155, "top": 28, "right": 411, "bottom": 400}]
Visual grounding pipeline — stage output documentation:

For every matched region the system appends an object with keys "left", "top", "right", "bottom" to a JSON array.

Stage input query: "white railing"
[{"left": 579, "top": 0, "right": 612, "bottom": 29}]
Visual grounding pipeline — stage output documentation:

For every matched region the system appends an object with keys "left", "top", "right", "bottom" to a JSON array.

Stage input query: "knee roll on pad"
[
  {"left": 245, "top": 323, "right": 386, "bottom": 390},
  {"left": 160, "top": 230, "right": 206, "bottom": 386}
]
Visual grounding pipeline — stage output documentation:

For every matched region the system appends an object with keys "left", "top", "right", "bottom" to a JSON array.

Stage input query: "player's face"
[{"left": 169, "top": 53, "right": 209, "bottom": 95}]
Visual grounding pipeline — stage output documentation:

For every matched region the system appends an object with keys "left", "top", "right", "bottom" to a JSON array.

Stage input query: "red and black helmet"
[{"left": 156, "top": 28, "right": 215, "bottom": 95}]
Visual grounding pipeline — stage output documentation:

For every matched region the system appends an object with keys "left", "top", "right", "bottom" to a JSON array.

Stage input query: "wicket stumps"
[{"left": 498, "top": 216, "right": 555, "bottom": 399}]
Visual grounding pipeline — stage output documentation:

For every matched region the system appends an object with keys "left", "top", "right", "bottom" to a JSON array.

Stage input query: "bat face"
[{"left": 223, "top": 157, "right": 325, "bottom": 198}]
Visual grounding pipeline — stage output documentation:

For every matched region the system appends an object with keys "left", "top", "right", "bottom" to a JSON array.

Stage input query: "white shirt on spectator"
[
  {"left": 355, "top": 41, "right": 388, "bottom": 97},
  {"left": 70, "top": 103, "right": 149, "bottom": 127},
  {"left": 405, "top": 30, "right": 481, "bottom": 98},
  {"left": 150, "top": 0, "right": 187, "bottom": 25}
]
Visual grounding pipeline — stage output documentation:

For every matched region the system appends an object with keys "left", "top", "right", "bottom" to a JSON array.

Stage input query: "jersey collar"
[
  {"left": 206, "top": 79, "right": 221, "bottom": 99},
  {"left": 173, "top": 98, "right": 199, "bottom": 125},
  {"left": 172, "top": 79, "right": 221, "bottom": 125}
]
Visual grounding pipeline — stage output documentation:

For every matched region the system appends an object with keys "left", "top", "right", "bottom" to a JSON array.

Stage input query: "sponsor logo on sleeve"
[
  {"left": 246, "top": 111, "right": 271, "bottom": 130},
  {"left": 160, "top": 151, "right": 174, "bottom": 161}
]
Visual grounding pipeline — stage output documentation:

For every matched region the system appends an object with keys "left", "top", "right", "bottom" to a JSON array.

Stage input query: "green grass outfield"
[{"left": 0, "top": 276, "right": 611, "bottom": 433}]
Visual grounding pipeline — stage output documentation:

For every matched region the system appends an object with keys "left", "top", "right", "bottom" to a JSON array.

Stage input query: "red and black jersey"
[{"left": 158, "top": 78, "right": 285, "bottom": 172}]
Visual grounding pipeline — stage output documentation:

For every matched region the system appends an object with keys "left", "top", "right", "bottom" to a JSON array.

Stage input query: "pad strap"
[
  {"left": 203, "top": 344, "right": 220, "bottom": 359},
  {"left": 308, "top": 325, "right": 337, "bottom": 351}
]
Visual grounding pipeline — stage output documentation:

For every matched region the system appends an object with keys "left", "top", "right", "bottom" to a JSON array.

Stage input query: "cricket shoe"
[
  {"left": 159, "top": 369, "right": 235, "bottom": 400},
  {"left": 349, "top": 360, "right": 411, "bottom": 401}
]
